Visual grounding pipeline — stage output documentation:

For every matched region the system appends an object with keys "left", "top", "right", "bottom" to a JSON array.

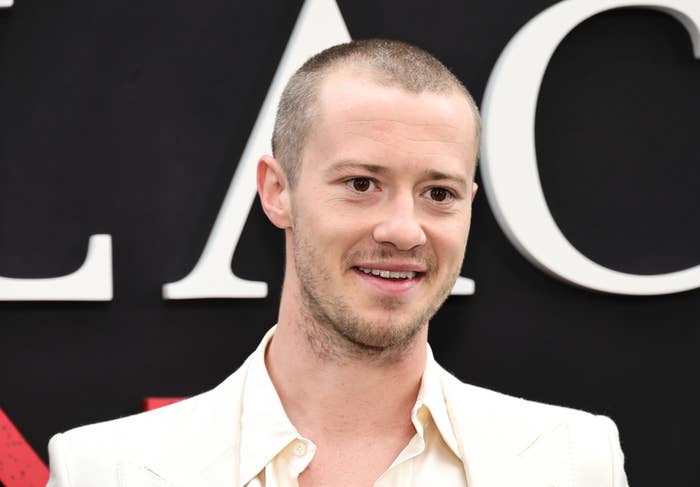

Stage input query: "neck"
[{"left": 266, "top": 281, "right": 428, "bottom": 440}]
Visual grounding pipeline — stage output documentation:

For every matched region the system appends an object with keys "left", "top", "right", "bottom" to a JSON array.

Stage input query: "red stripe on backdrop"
[
  {"left": 0, "top": 408, "right": 48, "bottom": 487},
  {"left": 0, "top": 399, "right": 186, "bottom": 487},
  {"left": 143, "top": 397, "right": 186, "bottom": 411}
]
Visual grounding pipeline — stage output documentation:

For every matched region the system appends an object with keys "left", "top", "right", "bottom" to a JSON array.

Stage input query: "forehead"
[
  {"left": 317, "top": 67, "right": 473, "bottom": 129},
  {"left": 302, "top": 69, "right": 477, "bottom": 177}
]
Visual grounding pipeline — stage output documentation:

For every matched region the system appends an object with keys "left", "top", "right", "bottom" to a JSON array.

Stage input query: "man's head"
[{"left": 258, "top": 39, "right": 480, "bottom": 357}]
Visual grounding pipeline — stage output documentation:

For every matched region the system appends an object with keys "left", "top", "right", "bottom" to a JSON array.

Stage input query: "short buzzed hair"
[{"left": 271, "top": 39, "right": 481, "bottom": 187}]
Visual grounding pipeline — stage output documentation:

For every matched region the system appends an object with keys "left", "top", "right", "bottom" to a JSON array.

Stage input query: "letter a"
[{"left": 163, "top": 0, "right": 476, "bottom": 298}]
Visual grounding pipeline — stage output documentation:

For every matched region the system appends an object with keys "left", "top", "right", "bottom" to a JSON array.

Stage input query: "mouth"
[{"left": 351, "top": 266, "right": 425, "bottom": 296}]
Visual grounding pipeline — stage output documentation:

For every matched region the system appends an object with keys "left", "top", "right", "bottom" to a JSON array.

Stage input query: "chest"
[
  {"left": 250, "top": 425, "right": 466, "bottom": 487},
  {"left": 297, "top": 440, "right": 405, "bottom": 487}
]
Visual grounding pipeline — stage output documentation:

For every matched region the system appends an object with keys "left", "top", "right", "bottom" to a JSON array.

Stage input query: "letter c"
[{"left": 481, "top": 0, "right": 700, "bottom": 295}]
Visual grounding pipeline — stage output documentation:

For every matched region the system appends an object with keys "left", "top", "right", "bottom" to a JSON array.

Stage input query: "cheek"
[
  {"left": 302, "top": 214, "right": 365, "bottom": 255},
  {"left": 303, "top": 199, "right": 377, "bottom": 244},
  {"left": 428, "top": 219, "right": 470, "bottom": 261}
]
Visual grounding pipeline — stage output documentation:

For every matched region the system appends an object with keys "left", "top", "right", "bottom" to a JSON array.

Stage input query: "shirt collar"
[
  {"left": 238, "top": 327, "right": 462, "bottom": 485},
  {"left": 239, "top": 326, "right": 301, "bottom": 486},
  {"left": 418, "top": 344, "right": 463, "bottom": 460}
]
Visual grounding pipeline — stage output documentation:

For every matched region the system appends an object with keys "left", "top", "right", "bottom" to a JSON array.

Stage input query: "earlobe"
[{"left": 257, "top": 155, "right": 292, "bottom": 229}]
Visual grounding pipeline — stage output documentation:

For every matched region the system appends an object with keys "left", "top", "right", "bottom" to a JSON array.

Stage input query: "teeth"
[{"left": 357, "top": 267, "right": 416, "bottom": 279}]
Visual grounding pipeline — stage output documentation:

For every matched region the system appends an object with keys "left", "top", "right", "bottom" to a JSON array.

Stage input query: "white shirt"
[{"left": 238, "top": 330, "right": 467, "bottom": 487}]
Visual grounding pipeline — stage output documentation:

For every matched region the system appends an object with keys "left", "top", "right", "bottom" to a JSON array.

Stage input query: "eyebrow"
[
  {"left": 421, "top": 169, "right": 469, "bottom": 191},
  {"left": 325, "top": 161, "right": 388, "bottom": 176}
]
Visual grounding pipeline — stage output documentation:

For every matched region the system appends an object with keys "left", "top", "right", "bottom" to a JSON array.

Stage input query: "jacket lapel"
[
  {"left": 454, "top": 426, "right": 544, "bottom": 487},
  {"left": 440, "top": 368, "right": 549, "bottom": 487}
]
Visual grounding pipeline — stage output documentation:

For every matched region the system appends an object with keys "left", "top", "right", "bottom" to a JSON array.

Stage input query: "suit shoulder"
[
  {"left": 47, "top": 392, "right": 212, "bottom": 487},
  {"left": 48, "top": 362, "right": 252, "bottom": 487},
  {"left": 61, "top": 384, "right": 214, "bottom": 448},
  {"left": 440, "top": 365, "right": 602, "bottom": 425},
  {"left": 440, "top": 367, "right": 628, "bottom": 486},
  {"left": 438, "top": 366, "right": 622, "bottom": 455},
  {"left": 49, "top": 364, "right": 248, "bottom": 486}
]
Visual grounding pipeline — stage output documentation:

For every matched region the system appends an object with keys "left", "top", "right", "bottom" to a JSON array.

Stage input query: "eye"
[
  {"left": 346, "top": 177, "right": 375, "bottom": 192},
  {"left": 425, "top": 187, "right": 454, "bottom": 203}
]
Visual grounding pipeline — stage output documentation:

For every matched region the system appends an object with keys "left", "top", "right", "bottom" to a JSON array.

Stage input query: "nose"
[{"left": 372, "top": 191, "right": 427, "bottom": 251}]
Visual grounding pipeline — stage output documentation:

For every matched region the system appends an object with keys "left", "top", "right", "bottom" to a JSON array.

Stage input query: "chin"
[{"left": 334, "top": 312, "right": 427, "bottom": 351}]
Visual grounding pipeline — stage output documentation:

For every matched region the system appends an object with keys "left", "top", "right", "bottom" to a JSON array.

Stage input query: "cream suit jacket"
[{"left": 46, "top": 350, "right": 628, "bottom": 487}]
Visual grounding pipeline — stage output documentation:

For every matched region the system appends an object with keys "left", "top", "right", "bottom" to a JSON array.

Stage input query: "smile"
[
  {"left": 356, "top": 267, "right": 417, "bottom": 279},
  {"left": 352, "top": 266, "right": 424, "bottom": 297}
]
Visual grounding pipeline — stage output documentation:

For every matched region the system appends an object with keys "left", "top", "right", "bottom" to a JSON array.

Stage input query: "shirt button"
[{"left": 293, "top": 441, "right": 307, "bottom": 457}]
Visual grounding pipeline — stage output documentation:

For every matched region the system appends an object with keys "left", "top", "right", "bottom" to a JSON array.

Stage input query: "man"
[{"left": 46, "top": 39, "right": 628, "bottom": 487}]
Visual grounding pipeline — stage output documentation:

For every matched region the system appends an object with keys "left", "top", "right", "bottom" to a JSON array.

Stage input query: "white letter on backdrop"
[
  {"left": 481, "top": 0, "right": 700, "bottom": 295},
  {"left": 162, "top": 0, "right": 476, "bottom": 298},
  {"left": 0, "top": 236, "right": 113, "bottom": 301},
  {"left": 0, "top": 0, "right": 112, "bottom": 301}
]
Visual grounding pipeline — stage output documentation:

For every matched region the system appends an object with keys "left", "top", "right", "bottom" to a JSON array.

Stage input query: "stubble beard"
[{"left": 291, "top": 223, "right": 461, "bottom": 363}]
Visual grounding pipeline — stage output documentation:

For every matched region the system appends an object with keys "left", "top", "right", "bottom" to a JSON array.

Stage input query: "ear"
[
  {"left": 471, "top": 182, "right": 478, "bottom": 203},
  {"left": 257, "top": 155, "right": 291, "bottom": 229}
]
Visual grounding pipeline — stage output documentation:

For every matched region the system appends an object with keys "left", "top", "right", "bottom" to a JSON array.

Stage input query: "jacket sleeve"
[{"left": 46, "top": 433, "right": 71, "bottom": 487}]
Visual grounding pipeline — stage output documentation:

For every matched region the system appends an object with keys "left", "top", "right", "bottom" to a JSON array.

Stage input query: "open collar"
[
  {"left": 125, "top": 328, "right": 549, "bottom": 487},
  {"left": 237, "top": 331, "right": 461, "bottom": 484},
  {"left": 238, "top": 326, "right": 301, "bottom": 485},
  {"left": 420, "top": 344, "right": 462, "bottom": 460}
]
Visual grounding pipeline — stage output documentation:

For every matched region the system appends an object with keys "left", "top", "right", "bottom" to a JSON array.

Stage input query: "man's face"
[{"left": 287, "top": 69, "right": 478, "bottom": 352}]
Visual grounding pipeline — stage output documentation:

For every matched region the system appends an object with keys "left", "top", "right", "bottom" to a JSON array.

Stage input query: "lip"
[{"left": 352, "top": 267, "right": 424, "bottom": 297}]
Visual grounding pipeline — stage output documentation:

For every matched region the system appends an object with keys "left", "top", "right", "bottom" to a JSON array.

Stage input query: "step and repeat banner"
[{"left": 1, "top": 0, "right": 698, "bottom": 485}]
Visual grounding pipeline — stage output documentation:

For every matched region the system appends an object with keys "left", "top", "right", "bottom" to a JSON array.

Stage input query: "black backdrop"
[{"left": 1, "top": 1, "right": 699, "bottom": 486}]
